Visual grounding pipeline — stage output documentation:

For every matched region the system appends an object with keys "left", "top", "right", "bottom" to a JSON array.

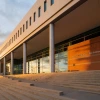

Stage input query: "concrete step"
[
  {"left": 5, "top": 84, "right": 73, "bottom": 100},
  {"left": 0, "top": 83, "right": 40, "bottom": 100},
  {"left": 60, "top": 84, "right": 100, "bottom": 94},
  {"left": 0, "top": 90, "right": 11, "bottom": 100},
  {"left": 0, "top": 78, "right": 74, "bottom": 100},
  {"left": 1, "top": 78, "right": 64, "bottom": 96},
  {"left": 5, "top": 70, "right": 100, "bottom": 95},
  {"left": 0, "top": 87, "right": 21, "bottom": 100}
]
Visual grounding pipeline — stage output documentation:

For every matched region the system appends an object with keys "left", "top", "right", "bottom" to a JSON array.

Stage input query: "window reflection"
[
  {"left": 6, "top": 63, "right": 10, "bottom": 75},
  {"left": 28, "top": 60, "right": 38, "bottom": 74},
  {"left": 40, "top": 56, "right": 50, "bottom": 73},
  {"left": 42, "top": 56, "right": 50, "bottom": 73},
  {"left": 26, "top": 46, "right": 68, "bottom": 74},
  {"left": 26, "top": 62, "right": 29, "bottom": 74},
  {"left": 55, "top": 51, "right": 68, "bottom": 72}
]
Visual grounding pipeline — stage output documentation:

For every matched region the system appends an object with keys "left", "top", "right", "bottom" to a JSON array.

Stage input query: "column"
[
  {"left": 3, "top": 57, "right": 6, "bottom": 75},
  {"left": 11, "top": 52, "right": 14, "bottom": 75},
  {"left": 49, "top": 23, "right": 55, "bottom": 72},
  {"left": 23, "top": 43, "right": 27, "bottom": 74}
]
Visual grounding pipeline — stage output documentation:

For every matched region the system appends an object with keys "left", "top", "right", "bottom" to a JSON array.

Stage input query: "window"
[
  {"left": 29, "top": 17, "right": 32, "bottom": 26},
  {"left": 23, "top": 24, "right": 25, "bottom": 32},
  {"left": 9, "top": 39, "right": 11, "bottom": 45},
  {"left": 38, "top": 7, "right": 41, "bottom": 17},
  {"left": 16, "top": 33, "right": 17, "bottom": 39},
  {"left": 34, "top": 12, "right": 36, "bottom": 22},
  {"left": 18, "top": 30, "right": 19, "bottom": 37},
  {"left": 26, "top": 21, "right": 28, "bottom": 29},
  {"left": 20, "top": 27, "right": 22, "bottom": 35},
  {"left": 12, "top": 37, "right": 13, "bottom": 43},
  {"left": 10, "top": 39, "right": 11, "bottom": 44},
  {"left": 44, "top": 0, "right": 47, "bottom": 12},
  {"left": 14, "top": 35, "right": 15, "bottom": 41},
  {"left": 51, "top": 0, "right": 54, "bottom": 5}
]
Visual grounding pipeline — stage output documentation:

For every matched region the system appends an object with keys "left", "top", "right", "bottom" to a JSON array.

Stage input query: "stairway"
[
  {"left": 45, "top": 71, "right": 100, "bottom": 94},
  {"left": 8, "top": 70, "right": 100, "bottom": 94},
  {"left": 0, "top": 76, "right": 74, "bottom": 100}
]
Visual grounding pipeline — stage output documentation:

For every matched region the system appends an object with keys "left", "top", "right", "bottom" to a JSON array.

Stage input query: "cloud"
[
  {"left": 0, "top": 0, "right": 36, "bottom": 45},
  {"left": 0, "top": 30, "right": 10, "bottom": 45}
]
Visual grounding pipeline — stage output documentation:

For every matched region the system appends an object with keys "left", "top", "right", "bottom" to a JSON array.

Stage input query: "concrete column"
[
  {"left": 0, "top": 61, "right": 1, "bottom": 73},
  {"left": 49, "top": 23, "right": 55, "bottom": 72},
  {"left": 11, "top": 52, "right": 14, "bottom": 75},
  {"left": 23, "top": 43, "right": 27, "bottom": 74},
  {"left": 3, "top": 57, "right": 6, "bottom": 75}
]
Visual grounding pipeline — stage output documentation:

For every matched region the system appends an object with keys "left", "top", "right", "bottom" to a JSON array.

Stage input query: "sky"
[{"left": 0, "top": 0, "right": 36, "bottom": 46}]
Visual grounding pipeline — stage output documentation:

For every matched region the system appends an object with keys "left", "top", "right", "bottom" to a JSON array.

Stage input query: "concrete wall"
[
  {"left": 68, "top": 36, "right": 100, "bottom": 71},
  {"left": 0, "top": 0, "right": 80, "bottom": 59}
]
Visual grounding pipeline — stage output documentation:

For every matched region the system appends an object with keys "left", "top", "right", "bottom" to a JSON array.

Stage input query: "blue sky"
[{"left": 0, "top": 0, "right": 36, "bottom": 45}]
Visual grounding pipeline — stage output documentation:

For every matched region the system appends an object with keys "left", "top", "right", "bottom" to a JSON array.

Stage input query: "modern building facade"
[{"left": 0, "top": 0, "right": 100, "bottom": 75}]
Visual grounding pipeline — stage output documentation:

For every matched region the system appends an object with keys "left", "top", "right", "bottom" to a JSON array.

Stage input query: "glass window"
[
  {"left": 34, "top": 12, "right": 36, "bottom": 22},
  {"left": 9, "top": 39, "right": 11, "bottom": 45},
  {"left": 13, "top": 59, "right": 23, "bottom": 74},
  {"left": 20, "top": 27, "right": 22, "bottom": 35},
  {"left": 40, "top": 58, "right": 43, "bottom": 73},
  {"left": 26, "top": 62, "right": 29, "bottom": 74},
  {"left": 33, "top": 60, "right": 38, "bottom": 74},
  {"left": 55, "top": 53, "right": 59, "bottom": 72},
  {"left": 55, "top": 51, "right": 68, "bottom": 72},
  {"left": 6, "top": 63, "right": 10, "bottom": 75},
  {"left": 38, "top": 7, "right": 41, "bottom": 17},
  {"left": 30, "top": 61, "right": 34, "bottom": 73},
  {"left": 44, "top": 0, "right": 47, "bottom": 12},
  {"left": 26, "top": 21, "right": 28, "bottom": 29},
  {"left": 42, "top": 56, "right": 50, "bottom": 73},
  {"left": 40, "top": 56, "right": 50, "bottom": 73},
  {"left": 51, "top": 0, "right": 54, "bottom": 5},
  {"left": 58, "top": 51, "right": 68, "bottom": 72},
  {"left": 14, "top": 35, "right": 15, "bottom": 41},
  {"left": 18, "top": 30, "right": 19, "bottom": 37},
  {"left": 12, "top": 37, "right": 13, "bottom": 43},
  {"left": 29, "top": 17, "right": 32, "bottom": 26},
  {"left": 28, "top": 60, "right": 38, "bottom": 74},
  {"left": 23, "top": 24, "right": 25, "bottom": 32},
  {"left": 16, "top": 33, "right": 17, "bottom": 39}
]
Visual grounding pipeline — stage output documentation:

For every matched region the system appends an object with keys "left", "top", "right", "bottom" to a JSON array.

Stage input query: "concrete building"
[{"left": 0, "top": 0, "right": 100, "bottom": 75}]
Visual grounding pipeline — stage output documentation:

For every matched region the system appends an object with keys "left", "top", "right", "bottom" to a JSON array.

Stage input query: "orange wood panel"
[{"left": 68, "top": 36, "right": 100, "bottom": 71}]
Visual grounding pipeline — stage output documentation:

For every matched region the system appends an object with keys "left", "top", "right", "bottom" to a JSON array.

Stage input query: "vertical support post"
[
  {"left": 3, "top": 57, "right": 6, "bottom": 75},
  {"left": 23, "top": 43, "right": 27, "bottom": 74},
  {"left": 0, "top": 61, "right": 1, "bottom": 73},
  {"left": 11, "top": 52, "right": 14, "bottom": 75},
  {"left": 49, "top": 23, "right": 55, "bottom": 72}
]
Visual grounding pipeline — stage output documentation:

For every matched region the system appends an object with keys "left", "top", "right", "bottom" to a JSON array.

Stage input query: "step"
[
  {"left": 0, "top": 81, "right": 74, "bottom": 100},
  {"left": 0, "top": 87, "right": 20, "bottom": 100},
  {"left": 0, "top": 83, "right": 41, "bottom": 100},
  {"left": 1, "top": 79, "right": 64, "bottom": 96},
  {"left": 60, "top": 84, "right": 100, "bottom": 94}
]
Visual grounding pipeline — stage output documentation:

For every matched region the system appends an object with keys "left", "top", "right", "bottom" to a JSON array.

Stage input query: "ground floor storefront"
[{"left": 3, "top": 26, "right": 100, "bottom": 75}]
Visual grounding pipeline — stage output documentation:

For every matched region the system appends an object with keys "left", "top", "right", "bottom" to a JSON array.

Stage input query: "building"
[{"left": 0, "top": 0, "right": 100, "bottom": 75}]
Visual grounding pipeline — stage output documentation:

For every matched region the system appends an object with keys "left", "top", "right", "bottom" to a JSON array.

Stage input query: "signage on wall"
[{"left": 73, "top": 50, "right": 100, "bottom": 59}]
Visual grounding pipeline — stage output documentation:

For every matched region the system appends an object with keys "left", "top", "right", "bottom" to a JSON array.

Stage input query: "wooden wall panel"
[{"left": 68, "top": 36, "right": 100, "bottom": 71}]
